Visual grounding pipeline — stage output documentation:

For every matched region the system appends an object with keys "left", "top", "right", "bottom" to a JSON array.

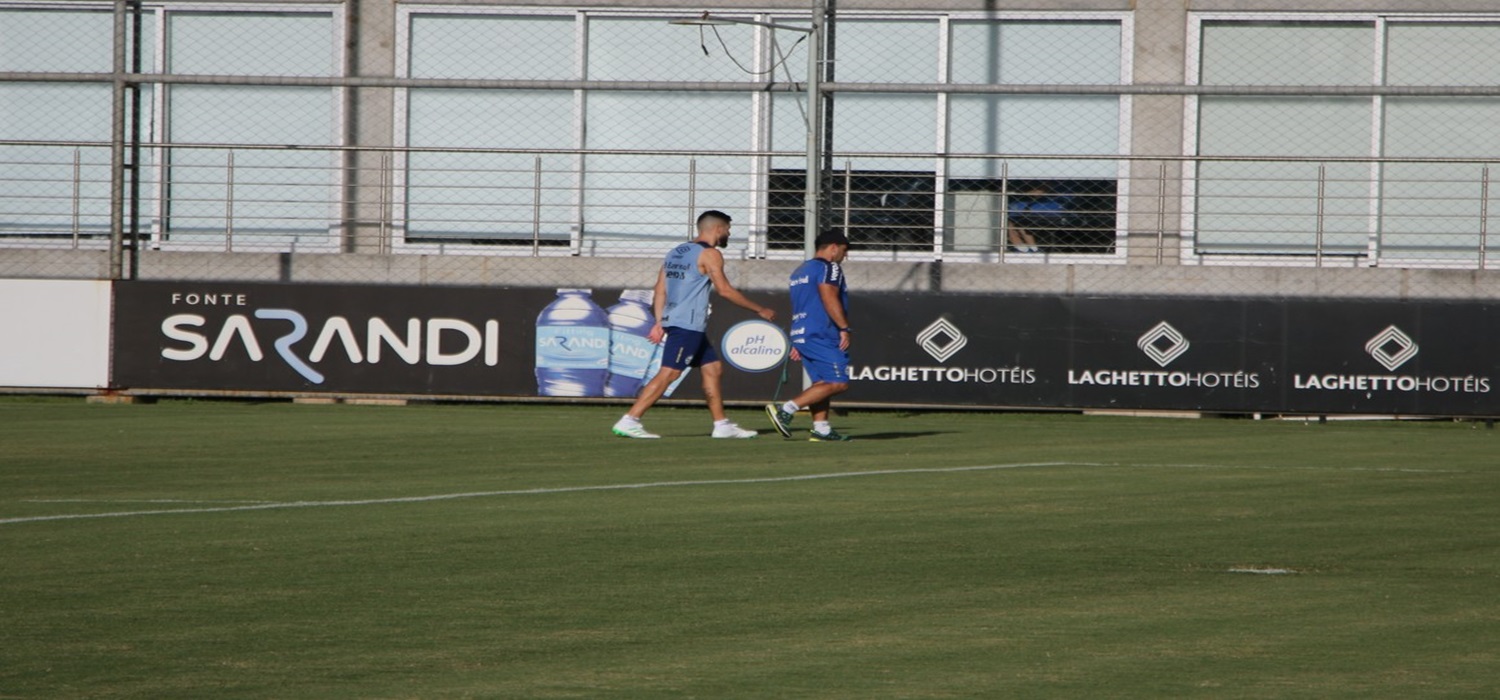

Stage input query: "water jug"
[{"left": 534, "top": 289, "right": 609, "bottom": 397}]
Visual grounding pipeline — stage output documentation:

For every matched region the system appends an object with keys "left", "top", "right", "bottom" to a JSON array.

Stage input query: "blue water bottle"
[
  {"left": 535, "top": 289, "right": 610, "bottom": 397},
  {"left": 604, "top": 289, "right": 657, "bottom": 397}
]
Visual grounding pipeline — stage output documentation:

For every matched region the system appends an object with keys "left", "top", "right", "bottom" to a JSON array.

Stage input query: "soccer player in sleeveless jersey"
[{"left": 612, "top": 210, "right": 777, "bottom": 439}]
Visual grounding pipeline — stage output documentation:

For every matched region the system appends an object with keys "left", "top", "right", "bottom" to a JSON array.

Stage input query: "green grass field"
[{"left": 2, "top": 398, "right": 1498, "bottom": 698}]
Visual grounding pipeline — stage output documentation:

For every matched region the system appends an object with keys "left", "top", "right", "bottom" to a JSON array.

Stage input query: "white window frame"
[{"left": 1184, "top": 11, "right": 1500, "bottom": 269}]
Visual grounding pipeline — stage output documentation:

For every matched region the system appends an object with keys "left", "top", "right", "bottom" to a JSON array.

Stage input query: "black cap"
[{"left": 815, "top": 230, "right": 850, "bottom": 249}]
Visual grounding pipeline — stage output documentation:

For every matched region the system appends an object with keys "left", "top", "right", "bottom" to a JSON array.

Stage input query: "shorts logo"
[
  {"left": 1365, "top": 325, "right": 1418, "bottom": 371},
  {"left": 916, "top": 318, "right": 967, "bottom": 363},
  {"left": 1137, "top": 321, "right": 1190, "bottom": 367}
]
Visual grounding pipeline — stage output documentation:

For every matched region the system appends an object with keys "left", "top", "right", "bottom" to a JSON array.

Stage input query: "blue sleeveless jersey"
[
  {"left": 789, "top": 257, "right": 847, "bottom": 347},
  {"left": 661, "top": 241, "right": 713, "bottom": 332}
]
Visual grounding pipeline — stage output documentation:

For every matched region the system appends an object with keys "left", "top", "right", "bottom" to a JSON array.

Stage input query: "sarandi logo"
[
  {"left": 1068, "top": 320, "right": 1259, "bottom": 389},
  {"left": 851, "top": 316, "right": 1034, "bottom": 385},
  {"left": 1294, "top": 324, "right": 1489, "bottom": 394},
  {"left": 157, "top": 292, "right": 499, "bottom": 384}
]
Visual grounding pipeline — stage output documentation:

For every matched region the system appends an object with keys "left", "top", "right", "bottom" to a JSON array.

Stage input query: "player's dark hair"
[
  {"left": 815, "top": 229, "right": 850, "bottom": 249},
  {"left": 697, "top": 210, "right": 732, "bottom": 228}
]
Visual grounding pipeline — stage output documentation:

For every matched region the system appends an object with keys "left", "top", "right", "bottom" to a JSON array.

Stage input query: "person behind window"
[{"left": 1006, "top": 183, "right": 1064, "bottom": 254}]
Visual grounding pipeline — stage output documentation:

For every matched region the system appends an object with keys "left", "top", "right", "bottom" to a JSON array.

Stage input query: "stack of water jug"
[{"left": 534, "top": 289, "right": 688, "bottom": 398}]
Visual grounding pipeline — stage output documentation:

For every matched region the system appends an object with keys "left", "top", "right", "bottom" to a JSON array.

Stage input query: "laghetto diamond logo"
[
  {"left": 1365, "top": 325, "right": 1418, "bottom": 371},
  {"left": 1137, "top": 321, "right": 1190, "bottom": 367},
  {"left": 916, "top": 318, "right": 968, "bottom": 363}
]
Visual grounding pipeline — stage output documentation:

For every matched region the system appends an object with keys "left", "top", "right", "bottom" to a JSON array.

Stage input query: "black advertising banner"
[
  {"left": 1280, "top": 301, "right": 1496, "bottom": 415},
  {"left": 110, "top": 281, "right": 786, "bottom": 400},
  {"left": 114, "top": 281, "right": 541, "bottom": 395},
  {"left": 112, "top": 281, "right": 1498, "bottom": 416},
  {"left": 846, "top": 293, "right": 1495, "bottom": 416}
]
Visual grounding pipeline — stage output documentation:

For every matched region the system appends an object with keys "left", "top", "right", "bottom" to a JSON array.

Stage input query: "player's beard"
[{"left": 717, "top": 234, "right": 730, "bottom": 249}]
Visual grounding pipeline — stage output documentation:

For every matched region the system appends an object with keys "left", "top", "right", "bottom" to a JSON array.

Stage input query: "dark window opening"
[
  {"left": 948, "top": 178, "right": 1118, "bottom": 254},
  {"left": 769, "top": 170, "right": 936, "bottom": 251}
]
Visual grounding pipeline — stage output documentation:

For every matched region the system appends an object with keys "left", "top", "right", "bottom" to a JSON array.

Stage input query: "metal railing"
[{"left": 3, "top": 140, "right": 1496, "bottom": 267}]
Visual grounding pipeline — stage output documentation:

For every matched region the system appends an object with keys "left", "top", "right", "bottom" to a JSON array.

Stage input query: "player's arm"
[
  {"left": 648, "top": 266, "right": 667, "bottom": 344},
  {"left": 700, "top": 247, "right": 776, "bottom": 322},
  {"left": 818, "top": 282, "right": 851, "bottom": 350}
]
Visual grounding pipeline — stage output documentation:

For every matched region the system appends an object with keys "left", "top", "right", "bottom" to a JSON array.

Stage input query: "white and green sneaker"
[
  {"left": 612, "top": 421, "right": 660, "bottom": 439},
  {"left": 711, "top": 422, "right": 758, "bottom": 439},
  {"left": 808, "top": 428, "right": 851, "bottom": 442},
  {"left": 764, "top": 404, "right": 794, "bottom": 439}
]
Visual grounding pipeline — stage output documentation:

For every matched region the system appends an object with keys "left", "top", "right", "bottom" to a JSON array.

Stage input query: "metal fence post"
[
  {"left": 999, "top": 161, "right": 1009, "bottom": 263},
  {"left": 225, "top": 150, "right": 235, "bottom": 252},
  {"left": 532, "top": 155, "right": 543, "bottom": 257},
  {"left": 1481, "top": 166, "right": 1491, "bottom": 270},
  {"left": 1315, "top": 164, "right": 1327, "bottom": 268},
  {"left": 379, "top": 151, "right": 392, "bottom": 255},
  {"left": 1155, "top": 161, "right": 1167, "bottom": 265},
  {"left": 72, "top": 148, "right": 82, "bottom": 250}
]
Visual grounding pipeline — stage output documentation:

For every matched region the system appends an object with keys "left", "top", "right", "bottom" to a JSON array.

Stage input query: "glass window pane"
[
  {"left": 586, "top": 92, "right": 750, "bottom": 151},
  {"left": 169, "top": 12, "right": 336, "bottom": 76},
  {"left": 583, "top": 92, "right": 753, "bottom": 245},
  {"left": 168, "top": 87, "right": 336, "bottom": 247},
  {"left": 0, "top": 9, "right": 127, "bottom": 73},
  {"left": 0, "top": 83, "right": 117, "bottom": 236},
  {"left": 951, "top": 21, "right": 1121, "bottom": 85},
  {"left": 1196, "top": 97, "right": 1372, "bottom": 254},
  {"left": 1379, "top": 97, "right": 1500, "bottom": 261},
  {"left": 1386, "top": 22, "right": 1500, "bottom": 87},
  {"left": 1200, "top": 21, "right": 1372, "bottom": 86},
  {"left": 406, "top": 90, "right": 575, "bottom": 241},
  {"left": 948, "top": 95, "right": 1119, "bottom": 178},
  {"left": 829, "top": 94, "right": 936, "bottom": 161},
  {"left": 835, "top": 19, "right": 939, "bottom": 83},
  {"left": 589, "top": 17, "right": 758, "bottom": 82},
  {"left": 408, "top": 14, "right": 575, "bottom": 80}
]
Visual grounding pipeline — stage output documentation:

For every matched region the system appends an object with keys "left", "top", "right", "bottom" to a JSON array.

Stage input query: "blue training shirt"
[
  {"left": 788, "top": 257, "right": 848, "bottom": 347},
  {"left": 661, "top": 241, "right": 713, "bottom": 332}
]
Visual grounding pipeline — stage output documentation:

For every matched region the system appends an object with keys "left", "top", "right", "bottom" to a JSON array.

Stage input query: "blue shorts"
[
  {"left": 795, "top": 340, "right": 851, "bottom": 384},
  {"left": 659, "top": 327, "right": 720, "bottom": 370}
]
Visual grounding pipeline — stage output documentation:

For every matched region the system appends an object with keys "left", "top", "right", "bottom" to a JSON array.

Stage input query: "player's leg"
[
  {"left": 612, "top": 366, "right": 680, "bottom": 438},
  {"left": 769, "top": 342, "right": 850, "bottom": 439},
  {"left": 612, "top": 327, "right": 693, "bottom": 438},
  {"left": 698, "top": 348, "right": 757, "bottom": 438},
  {"left": 697, "top": 348, "right": 727, "bottom": 423}
]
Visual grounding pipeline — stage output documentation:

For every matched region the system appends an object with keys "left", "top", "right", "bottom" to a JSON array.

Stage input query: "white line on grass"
[
  {"left": 23, "top": 498, "right": 276, "bottom": 504},
  {"left": 0, "top": 460, "right": 1467, "bottom": 526},
  {"left": 4, "top": 461, "right": 1079, "bottom": 526}
]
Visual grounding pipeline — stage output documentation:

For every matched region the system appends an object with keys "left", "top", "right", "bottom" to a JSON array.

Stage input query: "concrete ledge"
[
  {"left": 342, "top": 398, "right": 409, "bottom": 406},
  {"left": 1083, "top": 409, "right": 1203, "bottom": 419}
]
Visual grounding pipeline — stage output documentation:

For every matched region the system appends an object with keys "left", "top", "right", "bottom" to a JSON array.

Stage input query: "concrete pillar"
[
  {"left": 1126, "top": 0, "right": 1188, "bottom": 266},
  {"left": 343, "top": 0, "right": 397, "bottom": 254}
]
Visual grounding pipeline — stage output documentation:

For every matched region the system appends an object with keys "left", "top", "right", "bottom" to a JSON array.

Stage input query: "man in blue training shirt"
[
  {"left": 612, "top": 210, "right": 777, "bottom": 439},
  {"left": 766, "top": 229, "right": 852, "bottom": 441}
]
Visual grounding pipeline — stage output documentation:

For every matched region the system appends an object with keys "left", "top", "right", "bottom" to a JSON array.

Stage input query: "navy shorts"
[
  {"left": 795, "top": 340, "right": 851, "bottom": 384},
  {"left": 659, "top": 327, "right": 720, "bottom": 370}
]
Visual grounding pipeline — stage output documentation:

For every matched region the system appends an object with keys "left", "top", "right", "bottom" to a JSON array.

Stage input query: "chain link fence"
[{"left": 3, "top": 4, "right": 1499, "bottom": 298}]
